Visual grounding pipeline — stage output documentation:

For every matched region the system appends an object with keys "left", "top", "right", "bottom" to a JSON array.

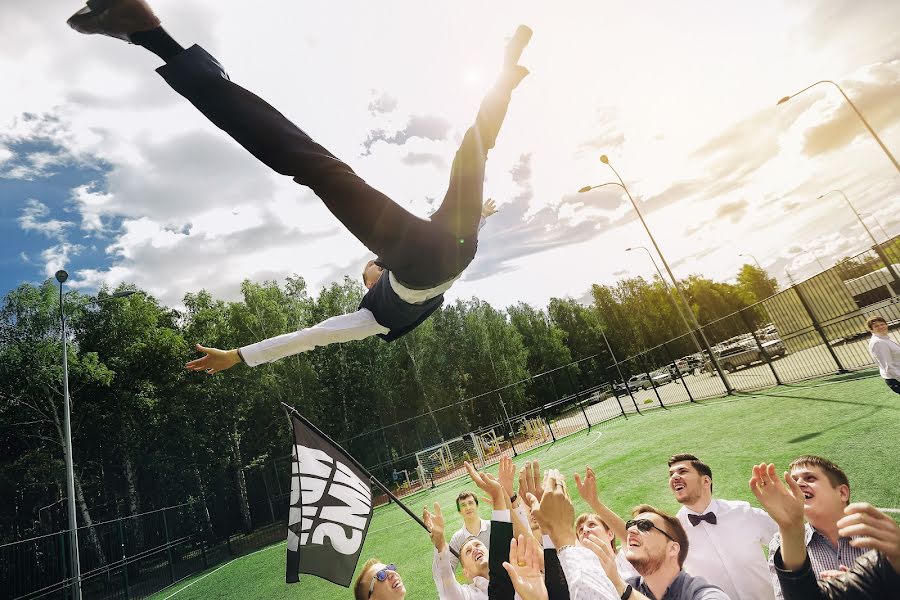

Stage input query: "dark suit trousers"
[{"left": 157, "top": 45, "right": 515, "bottom": 287}]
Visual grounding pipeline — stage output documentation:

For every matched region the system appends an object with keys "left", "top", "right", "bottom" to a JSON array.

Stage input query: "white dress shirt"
[
  {"left": 240, "top": 218, "right": 486, "bottom": 366},
  {"left": 557, "top": 545, "right": 620, "bottom": 600},
  {"left": 677, "top": 498, "right": 778, "bottom": 600},
  {"left": 868, "top": 333, "right": 900, "bottom": 380},
  {"left": 448, "top": 518, "right": 491, "bottom": 572},
  {"left": 433, "top": 547, "right": 488, "bottom": 600}
]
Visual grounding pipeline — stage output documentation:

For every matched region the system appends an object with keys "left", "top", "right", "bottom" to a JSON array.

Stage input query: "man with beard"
[
  {"left": 354, "top": 559, "right": 407, "bottom": 600},
  {"left": 668, "top": 453, "right": 777, "bottom": 599},
  {"left": 767, "top": 456, "right": 868, "bottom": 598}
]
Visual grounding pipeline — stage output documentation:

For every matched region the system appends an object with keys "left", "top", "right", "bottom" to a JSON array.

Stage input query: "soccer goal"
[{"left": 415, "top": 435, "right": 484, "bottom": 485}]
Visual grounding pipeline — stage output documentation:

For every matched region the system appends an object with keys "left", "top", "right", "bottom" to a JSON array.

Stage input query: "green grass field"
[{"left": 149, "top": 372, "right": 900, "bottom": 600}]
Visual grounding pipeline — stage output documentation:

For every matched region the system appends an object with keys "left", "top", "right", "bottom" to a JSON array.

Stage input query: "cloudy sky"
[{"left": 2, "top": 0, "right": 899, "bottom": 311}]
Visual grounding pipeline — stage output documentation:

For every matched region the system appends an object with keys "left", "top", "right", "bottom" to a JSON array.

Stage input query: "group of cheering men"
[{"left": 355, "top": 454, "right": 899, "bottom": 600}]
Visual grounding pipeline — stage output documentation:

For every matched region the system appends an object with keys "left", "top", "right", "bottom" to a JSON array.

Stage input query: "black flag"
[{"left": 286, "top": 412, "right": 374, "bottom": 587}]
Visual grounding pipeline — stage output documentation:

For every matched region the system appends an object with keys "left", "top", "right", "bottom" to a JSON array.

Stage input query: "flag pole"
[{"left": 280, "top": 402, "right": 459, "bottom": 558}]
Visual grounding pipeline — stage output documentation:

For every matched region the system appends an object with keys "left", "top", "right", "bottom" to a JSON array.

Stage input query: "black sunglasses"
[
  {"left": 625, "top": 518, "right": 678, "bottom": 543},
  {"left": 368, "top": 564, "right": 397, "bottom": 597}
]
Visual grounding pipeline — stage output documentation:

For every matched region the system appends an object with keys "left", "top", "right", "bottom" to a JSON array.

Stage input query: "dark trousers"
[
  {"left": 157, "top": 45, "right": 515, "bottom": 287},
  {"left": 885, "top": 378, "right": 900, "bottom": 394}
]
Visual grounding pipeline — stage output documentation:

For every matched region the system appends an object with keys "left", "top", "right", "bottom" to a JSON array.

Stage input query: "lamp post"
[
  {"left": 738, "top": 253, "right": 763, "bottom": 271},
  {"left": 869, "top": 213, "right": 890, "bottom": 242},
  {"left": 817, "top": 190, "right": 900, "bottom": 286},
  {"left": 626, "top": 245, "right": 703, "bottom": 354},
  {"left": 578, "top": 156, "right": 733, "bottom": 393},
  {"left": 777, "top": 80, "right": 899, "bottom": 173},
  {"left": 55, "top": 270, "right": 135, "bottom": 600}
]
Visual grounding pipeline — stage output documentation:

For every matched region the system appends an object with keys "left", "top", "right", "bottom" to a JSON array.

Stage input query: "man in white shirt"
[
  {"left": 767, "top": 455, "right": 867, "bottom": 598},
  {"left": 65, "top": 0, "right": 532, "bottom": 376},
  {"left": 866, "top": 315, "right": 900, "bottom": 394},
  {"left": 426, "top": 501, "right": 491, "bottom": 600},
  {"left": 353, "top": 558, "right": 407, "bottom": 600},
  {"left": 449, "top": 492, "right": 492, "bottom": 572},
  {"left": 668, "top": 453, "right": 777, "bottom": 600}
]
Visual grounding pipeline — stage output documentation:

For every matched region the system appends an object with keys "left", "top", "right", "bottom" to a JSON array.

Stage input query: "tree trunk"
[
  {"left": 229, "top": 430, "right": 252, "bottom": 533},
  {"left": 48, "top": 392, "right": 107, "bottom": 566},
  {"left": 123, "top": 453, "right": 144, "bottom": 547},
  {"left": 403, "top": 339, "right": 443, "bottom": 440},
  {"left": 192, "top": 465, "right": 214, "bottom": 537}
]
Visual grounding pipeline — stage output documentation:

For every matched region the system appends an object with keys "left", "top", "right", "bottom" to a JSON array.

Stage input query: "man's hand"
[
  {"left": 465, "top": 461, "right": 506, "bottom": 508},
  {"left": 582, "top": 531, "right": 627, "bottom": 596},
  {"left": 502, "top": 534, "right": 548, "bottom": 600},
  {"left": 749, "top": 463, "right": 805, "bottom": 529},
  {"left": 482, "top": 198, "right": 498, "bottom": 218},
  {"left": 519, "top": 461, "right": 543, "bottom": 504},
  {"left": 573, "top": 466, "right": 599, "bottom": 506},
  {"left": 819, "top": 566, "right": 849, "bottom": 580},
  {"left": 185, "top": 344, "right": 241, "bottom": 374},
  {"left": 528, "top": 469, "right": 577, "bottom": 548},
  {"left": 838, "top": 503, "right": 900, "bottom": 573},
  {"left": 499, "top": 454, "right": 516, "bottom": 500},
  {"left": 424, "top": 502, "right": 447, "bottom": 552}
]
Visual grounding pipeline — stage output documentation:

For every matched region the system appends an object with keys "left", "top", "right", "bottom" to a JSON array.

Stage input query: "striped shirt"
[{"left": 768, "top": 523, "right": 868, "bottom": 599}]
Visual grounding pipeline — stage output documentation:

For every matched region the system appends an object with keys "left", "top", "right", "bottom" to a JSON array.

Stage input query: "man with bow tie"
[{"left": 668, "top": 453, "right": 778, "bottom": 600}]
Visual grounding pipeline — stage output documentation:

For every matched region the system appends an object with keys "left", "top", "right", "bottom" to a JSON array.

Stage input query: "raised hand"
[
  {"left": 482, "top": 198, "right": 498, "bottom": 218},
  {"left": 502, "top": 534, "right": 548, "bottom": 600},
  {"left": 423, "top": 502, "right": 447, "bottom": 552},
  {"left": 574, "top": 466, "right": 599, "bottom": 506},
  {"left": 527, "top": 469, "right": 576, "bottom": 548},
  {"left": 499, "top": 454, "right": 516, "bottom": 500},
  {"left": 185, "top": 344, "right": 241, "bottom": 375},
  {"left": 838, "top": 503, "right": 900, "bottom": 572},
  {"left": 749, "top": 463, "right": 805, "bottom": 529},
  {"left": 465, "top": 461, "right": 506, "bottom": 507},
  {"left": 582, "top": 531, "right": 627, "bottom": 596},
  {"left": 519, "top": 461, "right": 543, "bottom": 504}
]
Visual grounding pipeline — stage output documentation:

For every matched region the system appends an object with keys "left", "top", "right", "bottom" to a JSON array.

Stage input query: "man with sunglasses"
[
  {"left": 353, "top": 559, "right": 406, "bottom": 600},
  {"left": 668, "top": 453, "right": 777, "bottom": 599},
  {"left": 620, "top": 506, "right": 729, "bottom": 600}
]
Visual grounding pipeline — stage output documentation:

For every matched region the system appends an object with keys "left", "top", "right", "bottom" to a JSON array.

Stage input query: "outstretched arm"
[
  {"left": 185, "top": 309, "right": 389, "bottom": 373},
  {"left": 574, "top": 466, "right": 627, "bottom": 543}
]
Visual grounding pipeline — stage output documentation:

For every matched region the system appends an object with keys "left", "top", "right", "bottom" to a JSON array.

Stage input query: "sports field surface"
[{"left": 149, "top": 371, "right": 900, "bottom": 600}]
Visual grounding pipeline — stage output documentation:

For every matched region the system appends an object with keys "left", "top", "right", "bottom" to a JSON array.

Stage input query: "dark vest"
[{"left": 358, "top": 271, "right": 444, "bottom": 342}]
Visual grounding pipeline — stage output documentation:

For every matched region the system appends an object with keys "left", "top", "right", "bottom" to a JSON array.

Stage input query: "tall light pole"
[
  {"left": 55, "top": 270, "right": 135, "bottom": 600},
  {"left": 777, "top": 80, "right": 899, "bottom": 173},
  {"left": 869, "top": 213, "right": 890, "bottom": 242},
  {"left": 626, "top": 245, "right": 702, "bottom": 354},
  {"left": 817, "top": 190, "right": 900, "bottom": 286},
  {"left": 579, "top": 156, "right": 733, "bottom": 393},
  {"left": 738, "top": 252, "right": 763, "bottom": 271}
]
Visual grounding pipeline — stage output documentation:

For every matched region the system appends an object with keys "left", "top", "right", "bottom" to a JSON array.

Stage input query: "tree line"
[{"left": 0, "top": 265, "right": 778, "bottom": 549}]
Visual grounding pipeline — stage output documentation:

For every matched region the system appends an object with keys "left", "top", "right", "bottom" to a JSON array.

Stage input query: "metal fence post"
[
  {"left": 117, "top": 519, "right": 131, "bottom": 600},
  {"left": 662, "top": 341, "right": 695, "bottom": 402},
  {"left": 738, "top": 309, "right": 783, "bottom": 385},
  {"left": 162, "top": 507, "right": 176, "bottom": 584},
  {"left": 261, "top": 470, "right": 276, "bottom": 524},
  {"left": 576, "top": 396, "right": 592, "bottom": 430},
  {"left": 643, "top": 367, "right": 666, "bottom": 409},
  {"left": 60, "top": 532, "right": 70, "bottom": 600},
  {"left": 792, "top": 282, "right": 848, "bottom": 373}
]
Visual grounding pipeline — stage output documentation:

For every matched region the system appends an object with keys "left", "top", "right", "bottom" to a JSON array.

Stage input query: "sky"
[{"left": 2, "top": 0, "right": 899, "bottom": 311}]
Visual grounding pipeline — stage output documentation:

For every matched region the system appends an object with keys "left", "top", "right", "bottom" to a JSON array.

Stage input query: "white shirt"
[
  {"left": 868, "top": 333, "right": 900, "bottom": 380},
  {"left": 677, "top": 498, "right": 778, "bottom": 600},
  {"left": 557, "top": 545, "right": 620, "bottom": 600},
  {"left": 240, "top": 273, "right": 464, "bottom": 366},
  {"left": 433, "top": 547, "right": 488, "bottom": 600},
  {"left": 448, "top": 519, "right": 491, "bottom": 572}
]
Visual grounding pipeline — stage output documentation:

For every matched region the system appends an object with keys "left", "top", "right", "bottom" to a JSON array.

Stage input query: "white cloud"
[{"left": 18, "top": 199, "right": 74, "bottom": 239}]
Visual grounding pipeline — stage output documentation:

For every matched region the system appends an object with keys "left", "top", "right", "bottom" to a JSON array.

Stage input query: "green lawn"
[{"left": 149, "top": 372, "right": 900, "bottom": 600}]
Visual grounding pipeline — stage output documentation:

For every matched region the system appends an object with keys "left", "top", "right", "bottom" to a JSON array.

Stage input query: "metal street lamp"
[
  {"left": 579, "top": 156, "right": 733, "bottom": 393},
  {"left": 817, "top": 190, "right": 900, "bottom": 286},
  {"left": 738, "top": 253, "right": 763, "bottom": 271},
  {"left": 55, "top": 270, "right": 136, "bottom": 600},
  {"left": 626, "top": 245, "right": 703, "bottom": 354},
  {"left": 777, "top": 80, "right": 899, "bottom": 173}
]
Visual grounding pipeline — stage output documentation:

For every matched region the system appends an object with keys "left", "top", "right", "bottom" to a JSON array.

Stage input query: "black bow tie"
[{"left": 688, "top": 512, "right": 717, "bottom": 526}]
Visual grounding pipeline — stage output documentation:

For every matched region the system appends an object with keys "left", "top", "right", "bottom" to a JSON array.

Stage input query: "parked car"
[
  {"left": 650, "top": 369, "right": 674, "bottom": 386},
  {"left": 704, "top": 340, "right": 787, "bottom": 373},
  {"left": 627, "top": 374, "right": 653, "bottom": 390}
]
